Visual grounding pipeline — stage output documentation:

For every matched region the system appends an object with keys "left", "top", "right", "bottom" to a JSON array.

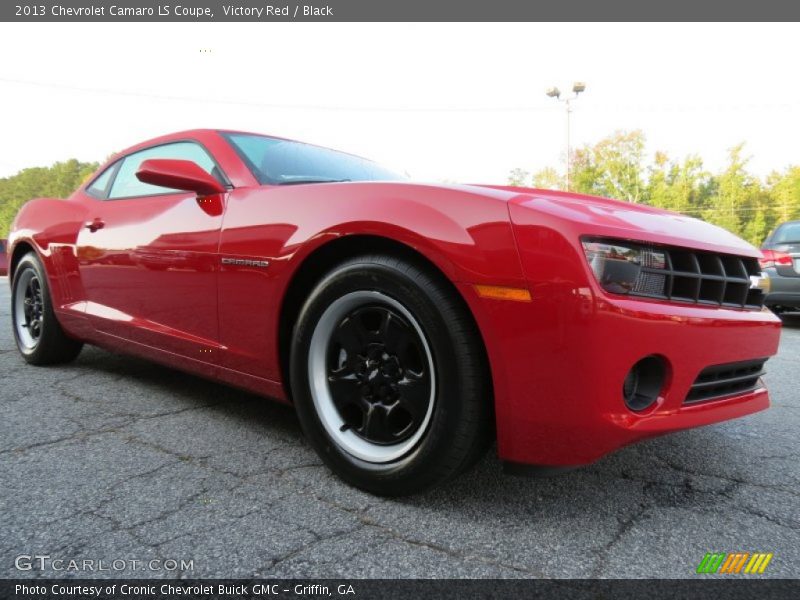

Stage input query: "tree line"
[
  {"left": 0, "top": 159, "right": 99, "bottom": 238},
  {"left": 508, "top": 130, "right": 800, "bottom": 246}
]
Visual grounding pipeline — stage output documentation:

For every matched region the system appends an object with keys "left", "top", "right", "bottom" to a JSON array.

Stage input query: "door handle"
[{"left": 85, "top": 219, "right": 105, "bottom": 233}]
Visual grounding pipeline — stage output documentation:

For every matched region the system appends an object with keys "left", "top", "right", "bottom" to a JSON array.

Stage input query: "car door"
[{"left": 75, "top": 141, "right": 228, "bottom": 358}]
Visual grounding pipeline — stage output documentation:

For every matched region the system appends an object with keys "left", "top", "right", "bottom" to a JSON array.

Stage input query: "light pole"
[{"left": 546, "top": 82, "right": 587, "bottom": 191}]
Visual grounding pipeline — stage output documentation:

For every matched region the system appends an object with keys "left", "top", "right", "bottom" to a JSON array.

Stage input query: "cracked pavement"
[{"left": 1, "top": 277, "right": 798, "bottom": 579}]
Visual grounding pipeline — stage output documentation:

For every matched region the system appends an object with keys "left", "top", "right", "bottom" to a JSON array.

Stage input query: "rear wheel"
[
  {"left": 11, "top": 252, "right": 83, "bottom": 365},
  {"left": 290, "top": 254, "right": 492, "bottom": 496}
]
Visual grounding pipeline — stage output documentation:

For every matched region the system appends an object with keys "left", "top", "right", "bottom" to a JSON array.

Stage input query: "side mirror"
[{"left": 136, "top": 159, "right": 226, "bottom": 196}]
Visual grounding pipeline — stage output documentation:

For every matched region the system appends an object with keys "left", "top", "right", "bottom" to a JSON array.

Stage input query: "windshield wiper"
[{"left": 276, "top": 177, "right": 351, "bottom": 185}]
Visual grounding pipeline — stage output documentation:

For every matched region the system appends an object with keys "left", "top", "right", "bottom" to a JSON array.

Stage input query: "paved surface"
[{"left": 1, "top": 276, "right": 798, "bottom": 579}]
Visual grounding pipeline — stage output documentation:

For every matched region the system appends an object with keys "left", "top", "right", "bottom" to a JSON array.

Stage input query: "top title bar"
[{"left": 2, "top": 0, "right": 799, "bottom": 22}]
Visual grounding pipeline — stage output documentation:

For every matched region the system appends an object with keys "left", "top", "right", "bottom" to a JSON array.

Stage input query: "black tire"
[
  {"left": 290, "top": 254, "right": 492, "bottom": 496},
  {"left": 11, "top": 252, "right": 83, "bottom": 365}
]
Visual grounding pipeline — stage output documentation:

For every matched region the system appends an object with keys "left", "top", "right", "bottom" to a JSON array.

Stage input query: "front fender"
[
  {"left": 216, "top": 183, "right": 529, "bottom": 411},
  {"left": 220, "top": 182, "right": 528, "bottom": 287},
  {"left": 8, "top": 197, "right": 88, "bottom": 307}
]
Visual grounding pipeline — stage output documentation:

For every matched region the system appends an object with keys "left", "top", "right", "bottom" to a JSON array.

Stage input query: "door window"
[
  {"left": 85, "top": 162, "right": 120, "bottom": 198},
  {"left": 108, "top": 142, "right": 223, "bottom": 199}
]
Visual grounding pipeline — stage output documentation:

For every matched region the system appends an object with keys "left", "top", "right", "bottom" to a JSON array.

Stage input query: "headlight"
[{"left": 581, "top": 239, "right": 666, "bottom": 295}]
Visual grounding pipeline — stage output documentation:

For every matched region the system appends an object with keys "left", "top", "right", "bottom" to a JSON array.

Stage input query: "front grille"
[
  {"left": 631, "top": 247, "right": 764, "bottom": 310},
  {"left": 685, "top": 358, "right": 767, "bottom": 404}
]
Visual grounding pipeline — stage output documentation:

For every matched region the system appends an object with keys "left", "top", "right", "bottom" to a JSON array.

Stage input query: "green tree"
[
  {"left": 531, "top": 166, "right": 563, "bottom": 190},
  {"left": 766, "top": 166, "right": 800, "bottom": 225},
  {"left": 569, "top": 147, "right": 603, "bottom": 196},
  {"left": 571, "top": 130, "right": 647, "bottom": 202},
  {"left": 704, "top": 144, "right": 755, "bottom": 239},
  {"left": 507, "top": 168, "right": 530, "bottom": 187},
  {"left": 646, "top": 151, "right": 672, "bottom": 208},
  {"left": 646, "top": 153, "right": 710, "bottom": 216},
  {"left": 741, "top": 186, "right": 773, "bottom": 246},
  {"left": 0, "top": 160, "right": 98, "bottom": 237},
  {"left": 505, "top": 130, "right": 794, "bottom": 243}
]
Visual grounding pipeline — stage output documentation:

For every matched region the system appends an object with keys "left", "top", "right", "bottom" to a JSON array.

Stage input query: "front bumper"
[
  {"left": 465, "top": 284, "right": 781, "bottom": 467},
  {"left": 458, "top": 197, "right": 782, "bottom": 468}
]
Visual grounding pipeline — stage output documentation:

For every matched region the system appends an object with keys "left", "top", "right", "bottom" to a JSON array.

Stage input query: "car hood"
[{"left": 464, "top": 184, "right": 761, "bottom": 259}]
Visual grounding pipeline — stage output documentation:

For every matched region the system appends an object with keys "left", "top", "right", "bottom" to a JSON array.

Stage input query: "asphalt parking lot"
[{"left": 1, "top": 276, "right": 798, "bottom": 579}]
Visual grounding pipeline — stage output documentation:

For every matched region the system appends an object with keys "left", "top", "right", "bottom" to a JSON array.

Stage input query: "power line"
[
  {"left": 0, "top": 76, "right": 797, "bottom": 114},
  {"left": 661, "top": 206, "right": 799, "bottom": 216},
  {"left": 0, "top": 76, "right": 552, "bottom": 113}
]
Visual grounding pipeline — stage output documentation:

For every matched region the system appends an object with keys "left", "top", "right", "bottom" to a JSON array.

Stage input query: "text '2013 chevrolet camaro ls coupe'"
[{"left": 7, "top": 130, "right": 781, "bottom": 495}]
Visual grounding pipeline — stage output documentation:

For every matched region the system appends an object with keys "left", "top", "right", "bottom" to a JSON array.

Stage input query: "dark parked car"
[
  {"left": 760, "top": 220, "right": 800, "bottom": 313},
  {"left": 0, "top": 239, "right": 8, "bottom": 276}
]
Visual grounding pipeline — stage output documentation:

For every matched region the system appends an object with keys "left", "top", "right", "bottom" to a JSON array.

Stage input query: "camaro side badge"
[{"left": 221, "top": 257, "right": 270, "bottom": 268}]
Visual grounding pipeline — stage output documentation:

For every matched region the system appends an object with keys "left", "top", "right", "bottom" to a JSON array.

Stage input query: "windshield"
[
  {"left": 771, "top": 222, "right": 800, "bottom": 244},
  {"left": 221, "top": 132, "right": 405, "bottom": 185}
]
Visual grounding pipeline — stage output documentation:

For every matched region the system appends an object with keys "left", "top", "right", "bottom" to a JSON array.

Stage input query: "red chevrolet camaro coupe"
[{"left": 7, "top": 130, "right": 781, "bottom": 495}]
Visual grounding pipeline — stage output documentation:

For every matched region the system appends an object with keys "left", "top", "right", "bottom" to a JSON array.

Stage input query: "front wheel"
[
  {"left": 290, "top": 254, "right": 492, "bottom": 496},
  {"left": 11, "top": 252, "right": 83, "bottom": 365}
]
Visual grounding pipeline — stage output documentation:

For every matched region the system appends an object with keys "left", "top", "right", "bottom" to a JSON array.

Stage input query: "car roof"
[
  {"left": 109, "top": 129, "right": 362, "bottom": 164},
  {"left": 112, "top": 129, "right": 290, "bottom": 159}
]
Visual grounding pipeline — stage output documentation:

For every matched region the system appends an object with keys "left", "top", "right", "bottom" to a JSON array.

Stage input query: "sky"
[{"left": 0, "top": 22, "right": 797, "bottom": 183}]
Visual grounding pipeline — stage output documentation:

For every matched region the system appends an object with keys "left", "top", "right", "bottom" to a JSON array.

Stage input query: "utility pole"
[{"left": 546, "top": 82, "right": 587, "bottom": 191}]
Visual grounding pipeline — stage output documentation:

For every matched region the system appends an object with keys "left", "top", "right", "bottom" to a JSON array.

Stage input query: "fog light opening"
[{"left": 623, "top": 356, "right": 666, "bottom": 412}]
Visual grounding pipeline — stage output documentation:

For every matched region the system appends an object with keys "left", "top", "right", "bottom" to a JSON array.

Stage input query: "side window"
[
  {"left": 85, "top": 163, "right": 118, "bottom": 198},
  {"left": 108, "top": 142, "right": 222, "bottom": 200}
]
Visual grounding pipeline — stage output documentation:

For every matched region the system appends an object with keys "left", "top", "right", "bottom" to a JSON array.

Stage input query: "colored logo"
[{"left": 696, "top": 552, "right": 773, "bottom": 574}]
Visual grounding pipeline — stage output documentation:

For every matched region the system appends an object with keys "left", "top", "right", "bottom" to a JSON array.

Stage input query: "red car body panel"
[{"left": 7, "top": 130, "right": 782, "bottom": 468}]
